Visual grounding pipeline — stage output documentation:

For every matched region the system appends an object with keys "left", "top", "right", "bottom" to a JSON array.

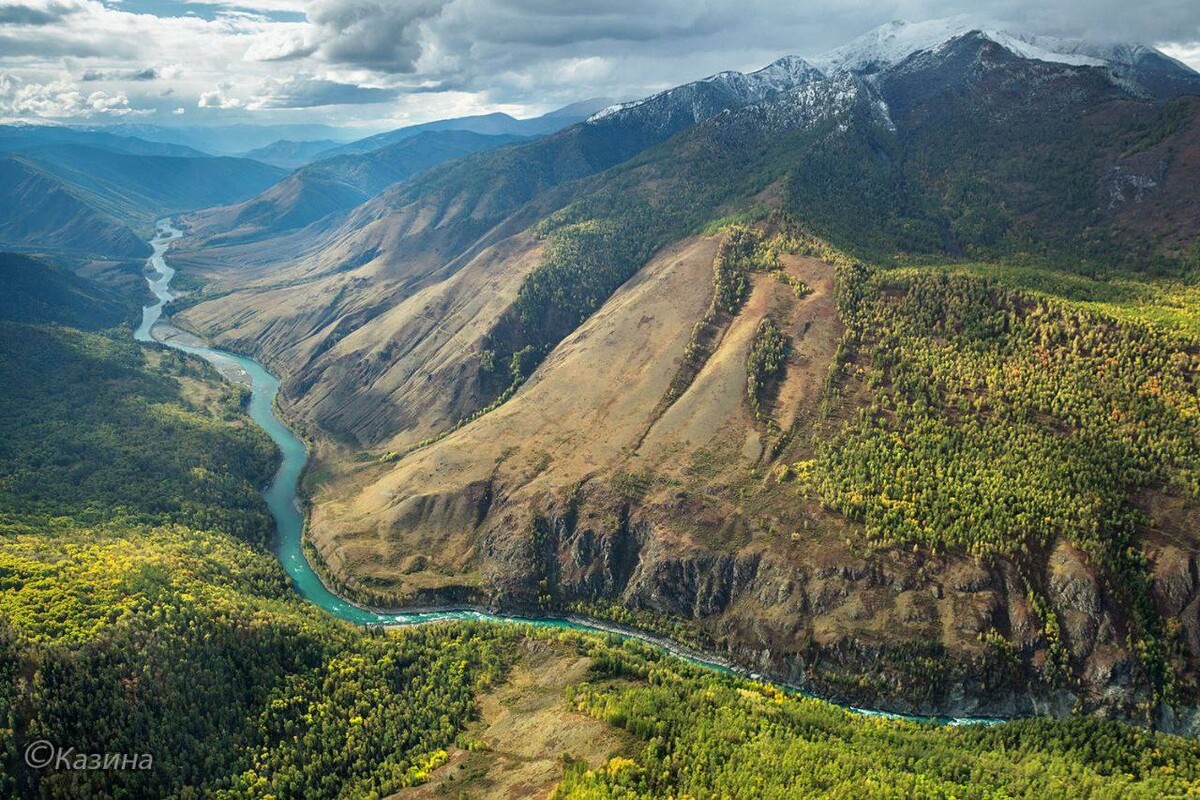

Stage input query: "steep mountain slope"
[
  {"left": 176, "top": 29, "right": 1200, "bottom": 726},
  {"left": 176, "top": 34, "right": 1198, "bottom": 453},
  {"left": 178, "top": 67, "right": 816, "bottom": 252},
  {"left": 185, "top": 131, "right": 527, "bottom": 244},
  {"left": 0, "top": 252, "right": 131, "bottom": 328},
  {"left": 0, "top": 157, "right": 149, "bottom": 259},
  {"left": 171, "top": 56, "right": 832, "bottom": 445},
  {"left": 15, "top": 145, "right": 286, "bottom": 227}
]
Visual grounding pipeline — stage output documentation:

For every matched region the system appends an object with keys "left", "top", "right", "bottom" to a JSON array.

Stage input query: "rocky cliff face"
[{"left": 367, "top": 474, "right": 1200, "bottom": 727}]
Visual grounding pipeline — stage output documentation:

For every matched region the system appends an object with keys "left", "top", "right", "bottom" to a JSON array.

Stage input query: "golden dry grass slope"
[
  {"left": 395, "top": 638, "right": 634, "bottom": 800},
  {"left": 296, "top": 226, "right": 1050, "bottom": 721}
]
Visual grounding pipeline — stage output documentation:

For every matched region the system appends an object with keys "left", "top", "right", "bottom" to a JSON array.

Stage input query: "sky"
[{"left": 1, "top": 0, "right": 1199, "bottom": 132}]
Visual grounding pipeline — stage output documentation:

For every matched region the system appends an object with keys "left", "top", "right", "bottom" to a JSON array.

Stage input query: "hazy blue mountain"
[
  {"left": 0, "top": 157, "right": 149, "bottom": 259},
  {"left": 0, "top": 146, "right": 286, "bottom": 260},
  {"left": 90, "top": 122, "right": 363, "bottom": 156},
  {"left": 0, "top": 124, "right": 209, "bottom": 158},
  {"left": 14, "top": 145, "right": 285, "bottom": 226},
  {"left": 239, "top": 139, "right": 344, "bottom": 168}
]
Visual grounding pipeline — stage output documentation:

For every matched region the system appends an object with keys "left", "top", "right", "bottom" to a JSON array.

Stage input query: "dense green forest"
[
  {"left": 554, "top": 642, "right": 1200, "bottom": 799},
  {"left": 0, "top": 254, "right": 133, "bottom": 331},
  {"left": 800, "top": 262, "right": 1200, "bottom": 704},
  {"left": 0, "top": 321, "right": 518, "bottom": 798}
]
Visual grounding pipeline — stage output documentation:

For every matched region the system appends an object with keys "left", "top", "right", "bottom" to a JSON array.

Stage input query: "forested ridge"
[
  {"left": 554, "top": 642, "right": 1200, "bottom": 798},
  {"left": 791, "top": 262, "right": 1200, "bottom": 707},
  {"left": 0, "top": 322, "right": 519, "bottom": 798},
  {"left": 468, "top": 47, "right": 1200, "bottom": 428}
]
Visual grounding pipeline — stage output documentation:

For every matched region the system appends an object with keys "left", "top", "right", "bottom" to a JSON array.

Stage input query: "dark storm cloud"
[
  {"left": 250, "top": 76, "right": 400, "bottom": 108},
  {"left": 0, "top": 2, "right": 79, "bottom": 26},
  {"left": 305, "top": 0, "right": 449, "bottom": 73},
  {"left": 3, "top": 0, "right": 1199, "bottom": 124},
  {"left": 271, "top": 0, "right": 1199, "bottom": 104},
  {"left": 441, "top": 0, "right": 731, "bottom": 46}
]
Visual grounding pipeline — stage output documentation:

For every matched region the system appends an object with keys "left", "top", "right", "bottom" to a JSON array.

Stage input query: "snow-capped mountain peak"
[
  {"left": 586, "top": 56, "right": 823, "bottom": 124},
  {"left": 808, "top": 17, "right": 1198, "bottom": 91}
]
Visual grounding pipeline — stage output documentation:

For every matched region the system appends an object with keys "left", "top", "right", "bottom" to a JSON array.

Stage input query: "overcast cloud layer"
[{"left": 1, "top": 0, "right": 1198, "bottom": 130}]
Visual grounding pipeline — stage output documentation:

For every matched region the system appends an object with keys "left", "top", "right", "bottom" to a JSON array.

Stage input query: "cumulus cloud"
[
  {"left": 244, "top": 28, "right": 318, "bottom": 61},
  {"left": 0, "top": 72, "right": 137, "bottom": 117},
  {"left": 247, "top": 75, "right": 400, "bottom": 107},
  {"left": 198, "top": 85, "right": 245, "bottom": 109}
]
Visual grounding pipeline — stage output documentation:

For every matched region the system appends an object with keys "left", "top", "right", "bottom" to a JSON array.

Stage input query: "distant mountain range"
[
  {"left": 188, "top": 130, "right": 527, "bottom": 244},
  {"left": 318, "top": 98, "right": 612, "bottom": 159},
  {"left": 239, "top": 139, "right": 345, "bottom": 169},
  {"left": 85, "top": 122, "right": 359, "bottom": 156},
  {"left": 0, "top": 124, "right": 209, "bottom": 158},
  {"left": 0, "top": 140, "right": 286, "bottom": 259},
  {"left": 0, "top": 99, "right": 619, "bottom": 264},
  {"left": 181, "top": 100, "right": 614, "bottom": 243}
]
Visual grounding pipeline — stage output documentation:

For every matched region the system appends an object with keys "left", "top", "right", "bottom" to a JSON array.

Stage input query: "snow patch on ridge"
[
  {"left": 806, "top": 17, "right": 1185, "bottom": 76},
  {"left": 586, "top": 55, "right": 825, "bottom": 124}
]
